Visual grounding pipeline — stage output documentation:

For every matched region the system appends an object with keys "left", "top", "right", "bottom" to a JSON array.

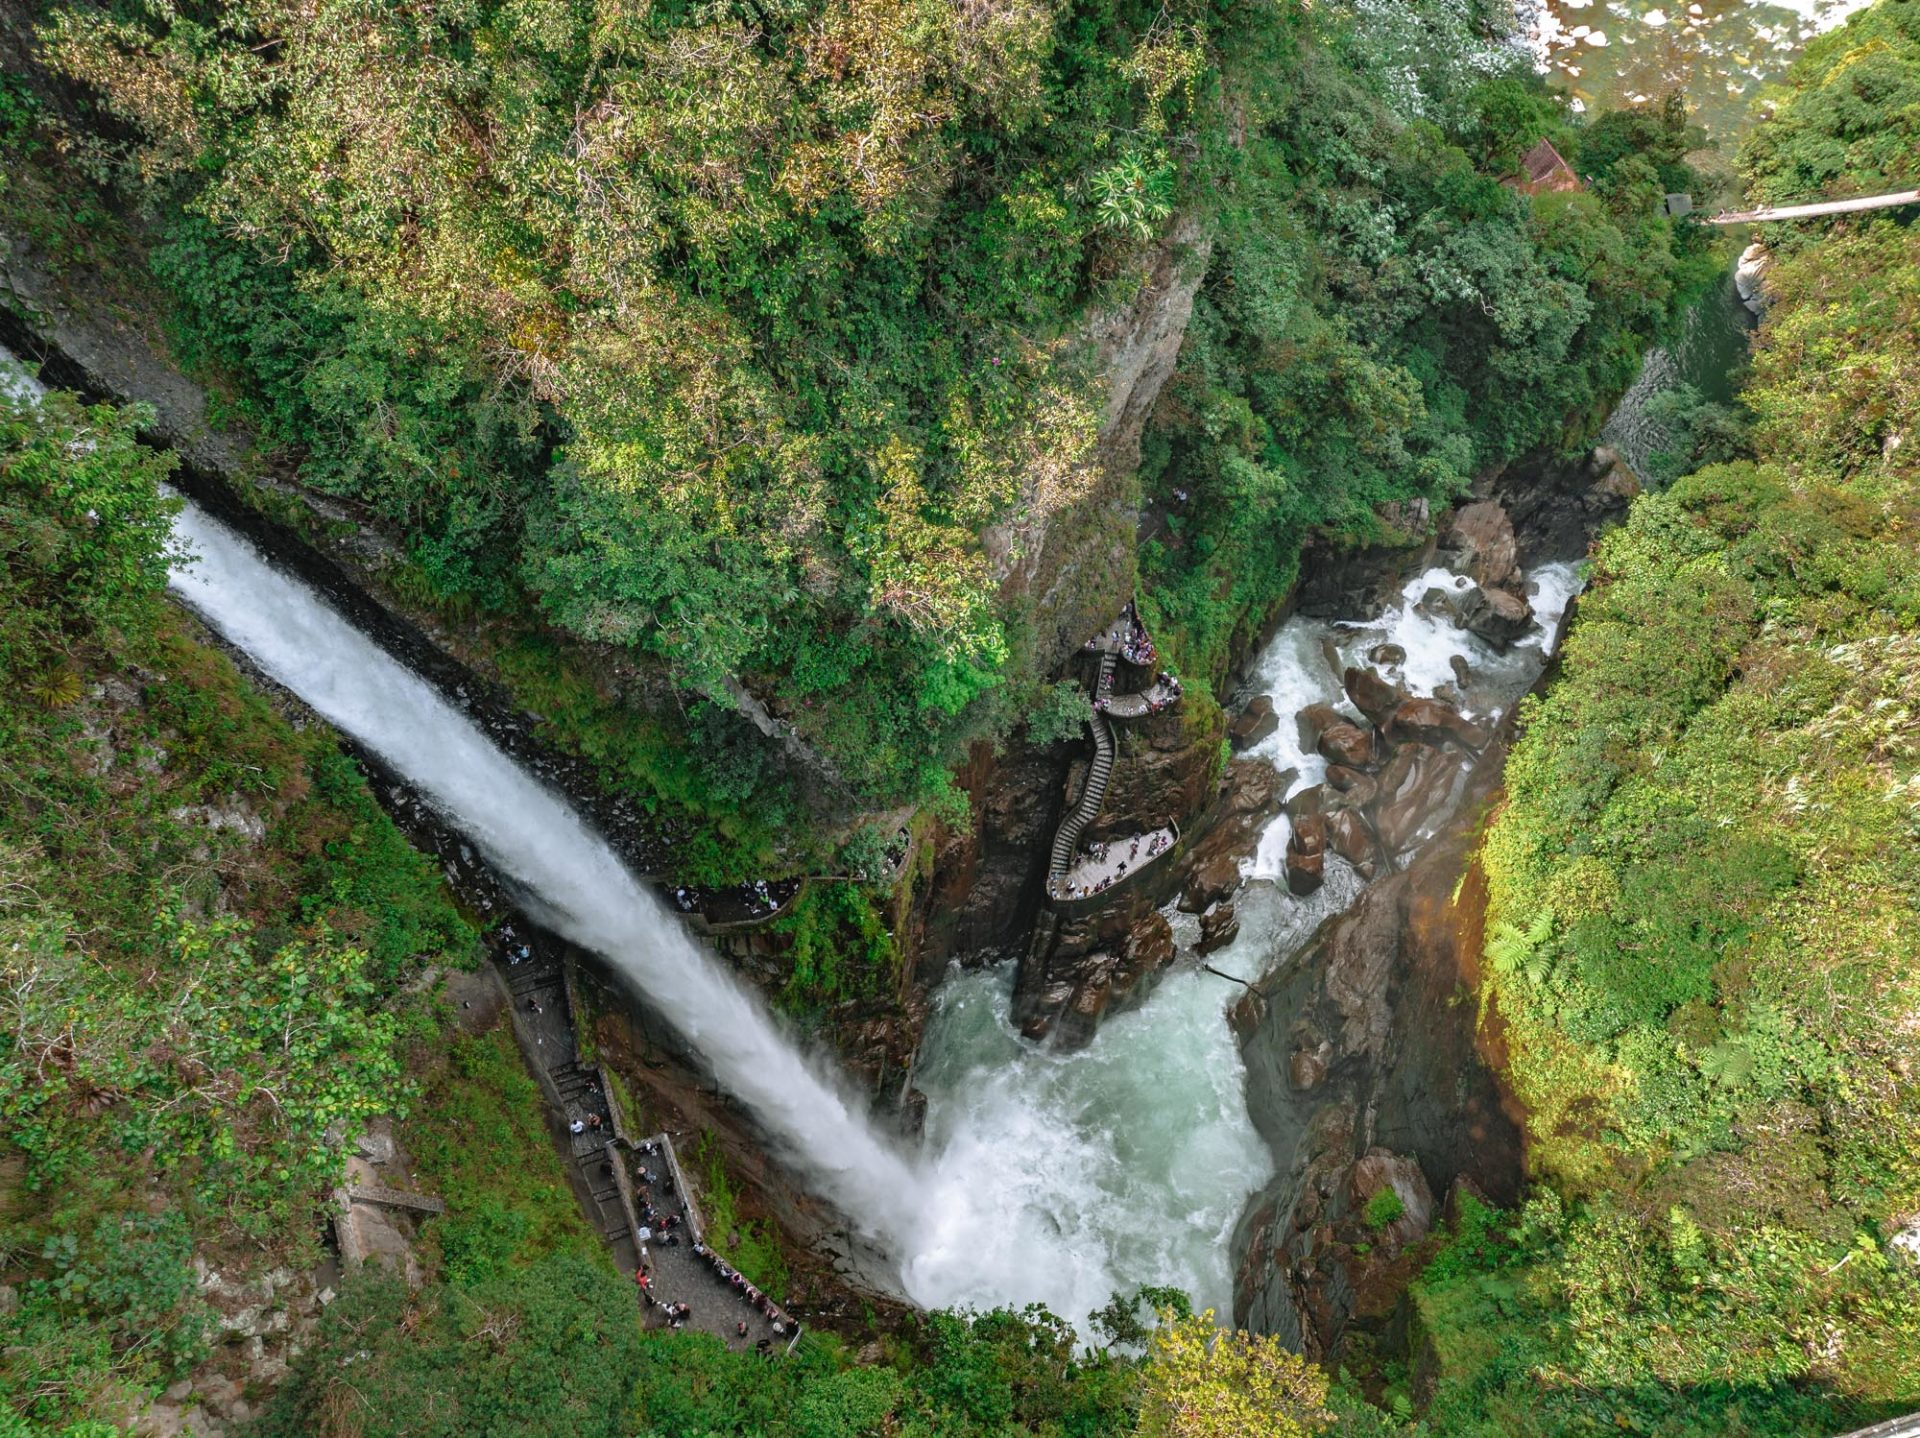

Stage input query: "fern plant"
[{"left": 1486, "top": 909, "right": 1556, "bottom": 985}]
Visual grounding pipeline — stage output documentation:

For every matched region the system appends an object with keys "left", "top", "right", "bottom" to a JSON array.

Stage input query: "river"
[
  {"left": 908, "top": 562, "right": 1582, "bottom": 1328},
  {"left": 1526, "top": 0, "right": 1874, "bottom": 134}
]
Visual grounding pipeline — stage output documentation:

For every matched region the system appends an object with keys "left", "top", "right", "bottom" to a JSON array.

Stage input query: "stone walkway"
[{"left": 499, "top": 923, "right": 797, "bottom": 1353}]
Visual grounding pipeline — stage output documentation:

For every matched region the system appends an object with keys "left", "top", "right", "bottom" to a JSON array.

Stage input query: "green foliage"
[
  {"left": 1363, "top": 1188, "right": 1405, "bottom": 1232},
  {"left": 694, "top": 1132, "right": 791, "bottom": 1301},
  {"left": 34, "top": 0, "right": 1712, "bottom": 833},
  {"left": 1435, "top": 12, "right": 1920, "bottom": 1429},
  {"left": 1741, "top": 0, "right": 1920, "bottom": 216},
  {"left": 1139, "top": 3, "right": 1717, "bottom": 685},
  {"left": 1024, "top": 679, "right": 1094, "bottom": 748},
  {"left": 771, "top": 882, "right": 898, "bottom": 1014},
  {"left": 625, "top": 1305, "right": 1139, "bottom": 1437},
  {"left": 403, "top": 1028, "right": 605, "bottom": 1276},
  {"left": 255, "top": 1258, "right": 646, "bottom": 1438},
  {"left": 0, "top": 380, "right": 470, "bottom": 1430}
]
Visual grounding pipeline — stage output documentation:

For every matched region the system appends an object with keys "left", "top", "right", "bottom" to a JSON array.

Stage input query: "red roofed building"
[{"left": 1508, "top": 139, "right": 1582, "bottom": 196}]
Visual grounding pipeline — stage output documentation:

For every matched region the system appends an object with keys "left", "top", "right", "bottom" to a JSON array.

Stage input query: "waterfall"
[{"left": 163, "top": 500, "right": 930, "bottom": 1245}]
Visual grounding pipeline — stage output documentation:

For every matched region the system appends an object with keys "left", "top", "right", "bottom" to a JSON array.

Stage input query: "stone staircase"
[{"left": 1048, "top": 655, "right": 1116, "bottom": 879}]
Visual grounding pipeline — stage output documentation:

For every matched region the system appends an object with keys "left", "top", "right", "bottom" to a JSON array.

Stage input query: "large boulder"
[
  {"left": 1735, "top": 240, "right": 1771, "bottom": 317},
  {"left": 1198, "top": 902, "right": 1240, "bottom": 956},
  {"left": 1325, "top": 808, "right": 1378, "bottom": 878},
  {"left": 1315, "top": 720, "right": 1376, "bottom": 770},
  {"left": 1342, "top": 667, "right": 1405, "bottom": 730},
  {"left": 1290, "top": 812, "right": 1328, "bottom": 857},
  {"left": 1229, "top": 695, "right": 1280, "bottom": 751},
  {"left": 1457, "top": 584, "right": 1533, "bottom": 649},
  {"left": 1126, "top": 909, "right": 1176, "bottom": 971},
  {"left": 1349, "top": 1149, "right": 1435, "bottom": 1253},
  {"left": 1285, "top": 814, "right": 1329, "bottom": 897},
  {"left": 1442, "top": 500, "right": 1520, "bottom": 592},
  {"left": 1324, "top": 764, "right": 1379, "bottom": 808},
  {"left": 1370, "top": 743, "right": 1460, "bottom": 854},
  {"left": 1181, "top": 850, "right": 1242, "bottom": 913},
  {"left": 1285, "top": 847, "right": 1325, "bottom": 897},
  {"left": 1589, "top": 450, "right": 1642, "bottom": 511},
  {"left": 1383, "top": 698, "right": 1491, "bottom": 753}
]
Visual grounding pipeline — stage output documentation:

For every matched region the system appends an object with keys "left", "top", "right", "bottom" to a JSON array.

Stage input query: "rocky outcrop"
[
  {"left": 1229, "top": 753, "right": 1523, "bottom": 1360},
  {"left": 1435, "top": 500, "right": 1534, "bottom": 649},
  {"left": 1486, "top": 444, "right": 1643, "bottom": 569},
  {"left": 1284, "top": 812, "right": 1328, "bottom": 898},
  {"left": 1291, "top": 500, "right": 1436, "bottom": 619},
  {"left": 1090, "top": 216, "right": 1213, "bottom": 476},
  {"left": 1457, "top": 583, "right": 1533, "bottom": 648},
  {"left": 1228, "top": 694, "right": 1280, "bottom": 750},
  {"left": 1381, "top": 698, "right": 1490, "bottom": 754},
  {"left": 1735, "top": 241, "right": 1772, "bottom": 317},
  {"left": 987, "top": 217, "right": 1212, "bottom": 675},
  {"left": 916, "top": 740, "right": 1065, "bottom": 980},
  {"left": 1441, "top": 500, "right": 1521, "bottom": 593}
]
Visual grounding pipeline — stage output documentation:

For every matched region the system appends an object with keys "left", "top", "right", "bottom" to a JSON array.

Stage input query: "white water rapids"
[
  {"left": 5, "top": 347, "right": 1576, "bottom": 1332},
  {"left": 907, "top": 558, "right": 1580, "bottom": 1326}
]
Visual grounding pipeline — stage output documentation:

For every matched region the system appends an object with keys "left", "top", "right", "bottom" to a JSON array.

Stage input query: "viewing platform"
[{"left": 1047, "top": 823, "right": 1179, "bottom": 903}]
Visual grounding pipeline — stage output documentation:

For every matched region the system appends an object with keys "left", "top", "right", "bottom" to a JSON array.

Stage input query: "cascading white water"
[
  {"left": 164, "top": 500, "right": 933, "bottom": 1242},
  {"left": 3, "top": 341, "right": 926, "bottom": 1251},
  {"left": 908, "top": 557, "right": 1581, "bottom": 1328}
]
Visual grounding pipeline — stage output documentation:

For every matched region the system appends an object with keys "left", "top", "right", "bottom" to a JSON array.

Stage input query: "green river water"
[{"left": 1532, "top": 0, "right": 1876, "bottom": 134}]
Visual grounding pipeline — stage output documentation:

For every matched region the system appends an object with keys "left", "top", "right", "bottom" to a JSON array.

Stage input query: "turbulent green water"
[{"left": 1530, "top": 0, "right": 1875, "bottom": 134}]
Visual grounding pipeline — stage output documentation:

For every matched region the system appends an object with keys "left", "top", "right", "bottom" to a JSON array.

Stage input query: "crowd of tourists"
[
  {"left": 693, "top": 1239, "right": 797, "bottom": 1344},
  {"left": 1051, "top": 829, "right": 1174, "bottom": 899}
]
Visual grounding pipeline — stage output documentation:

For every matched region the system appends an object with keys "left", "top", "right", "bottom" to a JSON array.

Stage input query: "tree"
[{"left": 1135, "top": 1310, "right": 1332, "bottom": 1438}]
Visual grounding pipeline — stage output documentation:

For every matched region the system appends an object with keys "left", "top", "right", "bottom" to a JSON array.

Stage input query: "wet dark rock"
[
  {"left": 1290, "top": 812, "right": 1328, "bottom": 857},
  {"left": 1181, "top": 850, "right": 1243, "bottom": 913},
  {"left": 1228, "top": 695, "right": 1280, "bottom": 751},
  {"left": 1442, "top": 500, "right": 1520, "bottom": 593},
  {"left": 1448, "top": 654, "right": 1472, "bottom": 689},
  {"left": 1342, "top": 667, "right": 1405, "bottom": 730},
  {"left": 1325, "top": 808, "right": 1378, "bottom": 878},
  {"left": 1414, "top": 584, "right": 1461, "bottom": 624},
  {"left": 1349, "top": 1149, "right": 1435, "bottom": 1252},
  {"left": 1289, "top": 1040, "right": 1332, "bottom": 1091},
  {"left": 1371, "top": 744, "right": 1460, "bottom": 854},
  {"left": 1324, "top": 765, "right": 1378, "bottom": 808},
  {"left": 1457, "top": 584, "right": 1533, "bottom": 648},
  {"left": 1285, "top": 814, "right": 1329, "bottom": 897},
  {"left": 1382, "top": 698, "right": 1491, "bottom": 754},
  {"left": 1368, "top": 643, "right": 1407, "bottom": 668},
  {"left": 1230, "top": 802, "right": 1524, "bottom": 1357},
  {"left": 1292, "top": 511, "right": 1436, "bottom": 620},
  {"left": 1197, "top": 902, "right": 1240, "bottom": 956},
  {"left": 1286, "top": 783, "right": 1327, "bottom": 821},
  {"left": 1128, "top": 909, "right": 1177, "bottom": 971},
  {"left": 1314, "top": 720, "right": 1376, "bottom": 770}
]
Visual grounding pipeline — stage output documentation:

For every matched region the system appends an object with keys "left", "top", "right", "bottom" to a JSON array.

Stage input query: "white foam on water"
[
  {"left": 904, "top": 947, "right": 1276, "bottom": 1325},
  {"left": 913, "top": 555, "right": 1583, "bottom": 1329}
]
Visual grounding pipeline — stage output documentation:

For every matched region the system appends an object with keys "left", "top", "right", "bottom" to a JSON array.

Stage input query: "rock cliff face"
[
  {"left": 907, "top": 215, "right": 1215, "bottom": 1000},
  {"left": 985, "top": 217, "right": 1213, "bottom": 677},
  {"left": 1228, "top": 747, "right": 1523, "bottom": 1360}
]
